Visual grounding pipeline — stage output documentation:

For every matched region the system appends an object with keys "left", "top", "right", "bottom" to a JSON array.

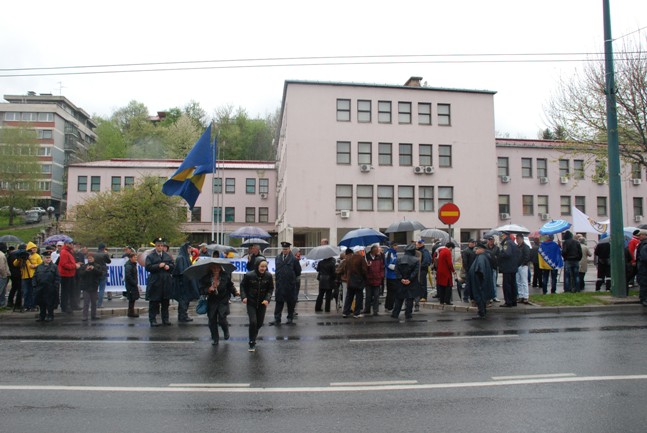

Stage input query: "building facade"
[{"left": 0, "top": 92, "right": 97, "bottom": 212}]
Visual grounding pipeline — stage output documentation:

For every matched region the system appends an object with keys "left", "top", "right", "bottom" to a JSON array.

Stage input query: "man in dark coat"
[
  {"left": 467, "top": 241, "right": 494, "bottom": 319},
  {"left": 416, "top": 240, "right": 432, "bottom": 303},
  {"left": 635, "top": 230, "right": 647, "bottom": 307},
  {"left": 314, "top": 256, "right": 337, "bottom": 312},
  {"left": 561, "top": 231, "right": 583, "bottom": 292},
  {"left": 124, "top": 253, "right": 140, "bottom": 317},
  {"left": 594, "top": 238, "right": 611, "bottom": 291},
  {"left": 173, "top": 242, "right": 199, "bottom": 322},
  {"left": 392, "top": 243, "right": 419, "bottom": 320},
  {"left": 145, "top": 237, "right": 175, "bottom": 327},
  {"left": 33, "top": 251, "right": 60, "bottom": 322},
  {"left": 498, "top": 232, "right": 520, "bottom": 307},
  {"left": 270, "top": 242, "right": 301, "bottom": 325},
  {"left": 342, "top": 247, "right": 368, "bottom": 318}
]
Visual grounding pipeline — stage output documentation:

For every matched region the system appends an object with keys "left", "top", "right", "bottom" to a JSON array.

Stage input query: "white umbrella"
[{"left": 493, "top": 223, "right": 531, "bottom": 235}]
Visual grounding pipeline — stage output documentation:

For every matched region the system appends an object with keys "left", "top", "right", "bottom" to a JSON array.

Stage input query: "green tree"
[
  {"left": 89, "top": 116, "right": 127, "bottom": 160},
  {"left": 214, "top": 105, "right": 276, "bottom": 160},
  {"left": 162, "top": 115, "right": 203, "bottom": 159},
  {"left": 70, "top": 176, "right": 187, "bottom": 247},
  {"left": 0, "top": 126, "right": 41, "bottom": 225}
]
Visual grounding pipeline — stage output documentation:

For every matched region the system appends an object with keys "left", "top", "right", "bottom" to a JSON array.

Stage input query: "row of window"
[
  {"left": 496, "top": 157, "right": 630, "bottom": 179},
  {"left": 336, "top": 99, "right": 451, "bottom": 126},
  {"left": 0, "top": 180, "right": 50, "bottom": 191},
  {"left": 4, "top": 112, "right": 54, "bottom": 122},
  {"left": 335, "top": 184, "right": 454, "bottom": 212},
  {"left": 213, "top": 177, "right": 270, "bottom": 194},
  {"left": 498, "top": 194, "right": 644, "bottom": 218},
  {"left": 190, "top": 207, "right": 270, "bottom": 224},
  {"left": 78, "top": 176, "right": 135, "bottom": 192},
  {"left": 0, "top": 144, "right": 50, "bottom": 156},
  {"left": 337, "top": 141, "right": 452, "bottom": 167}
]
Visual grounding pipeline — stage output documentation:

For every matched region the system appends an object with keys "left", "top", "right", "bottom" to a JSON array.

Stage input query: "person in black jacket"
[
  {"left": 392, "top": 244, "right": 420, "bottom": 320},
  {"left": 314, "top": 257, "right": 337, "bottom": 312},
  {"left": 561, "top": 231, "right": 583, "bottom": 293},
  {"left": 240, "top": 260, "right": 274, "bottom": 352},
  {"left": 33, "top": 251, "right": 60, "bottom": 322},
  {"left": 78, "top": 253, "right": 104, "bottom": 321},
  {"left": 498, "top": 232, "right": 520, "bottom": 307},
  {"left": 173, "top": 242, "right": 199, "bottom": 323},
  {"left": 124, "top": 253, "right": 140, "bottom": 317},
  {"left": 270, "top": 242, "right": 301, "bottom": 325},
  {"left": 199, "top": 262, "right": 238, "bottom": 346},
  {"left": 515, "top": 234, "right": 531, "bottom": 304},
  {"left": 145, "top": 237, "right": 175, "bottom": 327}
]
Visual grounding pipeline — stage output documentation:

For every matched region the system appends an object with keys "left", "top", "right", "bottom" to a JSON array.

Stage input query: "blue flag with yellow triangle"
[{"left": 162, "top": 125, "right": 215, "bottom": 209}]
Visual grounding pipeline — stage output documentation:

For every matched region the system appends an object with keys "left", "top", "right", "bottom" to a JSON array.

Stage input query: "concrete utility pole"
[{"left": 603, "top": 0, "right": 626, "bottom": 297}]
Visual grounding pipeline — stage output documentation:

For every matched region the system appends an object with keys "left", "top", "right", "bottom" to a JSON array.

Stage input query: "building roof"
[
  {"left": 3, "top": 93, "right": 97, "bottom": 128},
  {"left": 69, "top": 159, "right": 276, "bottom": 170},
  {"left": 283, "top": 79, "right": 497, "bottom": 95}
]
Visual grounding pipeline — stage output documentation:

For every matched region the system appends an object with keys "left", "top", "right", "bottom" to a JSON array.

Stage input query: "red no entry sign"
[{"left": 438, "top": 203, "right": 460, "bottom": 225}]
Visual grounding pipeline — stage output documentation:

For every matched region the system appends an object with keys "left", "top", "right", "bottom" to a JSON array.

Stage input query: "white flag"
[{"left": 571, "top": 206, "right": 609, "bottom": 234}]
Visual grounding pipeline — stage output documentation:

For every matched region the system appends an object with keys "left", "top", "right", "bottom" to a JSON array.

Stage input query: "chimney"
[{"left": 404, "top": 76, "right": 423, "bottom": 87}]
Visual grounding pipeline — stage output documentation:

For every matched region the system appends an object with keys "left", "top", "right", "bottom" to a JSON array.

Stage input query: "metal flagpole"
[{"left": 210, "top": 123, "right": 216, "bottom": 242}]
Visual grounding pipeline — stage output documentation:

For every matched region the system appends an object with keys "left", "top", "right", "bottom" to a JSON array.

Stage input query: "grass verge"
[{"left": 530, "top": 289, "right": 639, "bottom": 306}]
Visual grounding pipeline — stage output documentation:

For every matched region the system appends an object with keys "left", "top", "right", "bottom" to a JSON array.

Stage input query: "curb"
[{"left": 420, "top": 301, "right": 646, "bottom": 314}]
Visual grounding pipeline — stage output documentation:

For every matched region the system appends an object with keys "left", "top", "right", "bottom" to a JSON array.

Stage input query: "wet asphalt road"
[{"left": 1, "top": 301, "right": 647, "bottom": 433}]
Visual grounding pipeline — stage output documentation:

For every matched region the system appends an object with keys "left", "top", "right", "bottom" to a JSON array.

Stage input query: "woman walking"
[
  {"left": 199, "top": 262, "right": 237, "bottom": 345},
  {"left": 240, "top": 260, "right": 274, "bottom": 352}
]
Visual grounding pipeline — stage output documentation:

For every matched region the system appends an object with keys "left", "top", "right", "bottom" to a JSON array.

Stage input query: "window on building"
[
  {"left": 419, "top": 144, "right": 432, "bottom": 166},
  {"left": 418, "top": 103, "right": 431, "bottom": 125},
  {"left": 37, "top": 146, "right": 51, "bottom": 156},
  {"left": 213, "top": 177, "right": 222, "bottom": 193},
  {"left": 245, "top": 207, "right": 255, "bottom": 223},
  {"left": 37, "top": 130, "right": 53, "bottom": 139},
  {"left": 336, "top": 184, "right": 353, "bottom": 210},
  {"left": 37, "top": 113, "right": 53, "bottom": 122},
  {"left": 259, "top": 207, "right": 269, "bottom": 223},
  {"left": 21, "top": 112, "right": 38, "bottom": 122},
  {"left": 357, "top": 100, "right": 371, "bottom": 123},
  {"left": 41, "top": 164, "right": 51, "bottom": 174},
  {"left": 631, "top": 163, "right": 642, "bottom": 180},
  {"left": 358, "top": 142, "right": 372, "bottom": 165},
  {"left": 111, "top": 176, "right": 121, "bottom": 192},
  {"left": 191, "top": 207, "right": 201, "bottom": 222},
  {"left": 4, "top": 112, "right": 19, "bottom": 121},
  {"left": 438, "top": 186, "right": 454, "bottom": 207},
  {"left": 37, "top": 181, "right": 51, "bottom": 191},
  {"left": 398, "top": 101, "right": 412, "bottom": 124},
  {"left": 378, "top": 142, "right": 392, "bottom": 166},
  {"left": 574, "top": 159, "right": 585, "bottom": 180},
  {"left": 399, "top": 143, "right": 413, "bottom": 166},
  {"left": 419, "top": 186, "right": 434, "bottom": 211},
  {"left": 498, "top": 195, "right": 510, "bottom": 214},
  {"left": 90, "top": 176, "right": 100, "bottom": 192},
  {"left": 437, "top": 103, "right": 451, "bottom": 126},
  {"left": 537, "top": 158, "right": 548, "bottom": 178},
  {"left": 225, "top": 207, "right": 235, "bottom": 222},
  {"left": 213, "top": 207, "right": 222, "bottom": 223},
  {"left": 575, "top": 196, "right": 585, "bottom": 213},
  {"left": 438, "top": 145, "right": 452, "bottom": 167},
  {"left": 377, "top": 185, "right": 394, "bottom": 211},
  {"left": 124, "top": 176, "right": 135, "bottom": 189},
  {"left": 246, "top": 178, "right": 256, "bottom": 194},
  {"left": 78, "top": 176, "right": 87, "bottom": 192},
  {"left": 336, "top": 141, "right": 351, "bottom": 164},
  {"left": 597, "top": 196, "right": 608, "bottom": 216},
  {"left": 522, "top": 195, "right": 534, "bottom": 215},
  {"left": 398, "top": 186, "right": 414, "bottom": 211},
  {"left": 357, "top": 185, "right": 374, "bottom": 211},
  {"left": 259, "top": 178, "right": 269, "bottom": 194},
  {"left": 538, "top": 195, "right": 549, "bottom": 214},
  {"left": 634, "top": 197, "right": 644, "bottom": 218},
  {"left": 497, "top": 157, "right": 509, "bottom": 177},
  {"left": 378, "top": 101, "right": 391, "bottom": 123},
  {"left": 559, "top": 159, "right": 570, "bottom": 177},
  {"left": 521, "top": 158, "right": 532, "bottom": 178},
  {"left": 560, "top": 196, "right": 571, "bottom": 215},
  {"left": 336, "top": 99, "right": 350, "bottom": 122},
  {"left": 225, "top": 178, "right": 235, "bottom": 194}
]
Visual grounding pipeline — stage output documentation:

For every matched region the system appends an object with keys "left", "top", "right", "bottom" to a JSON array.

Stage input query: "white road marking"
[
  {"left": 330, "top": 380, "right": 418, "bottom": 387},
  {"left": 349, "top": 334, "right": 519, "bottom": 343},
  {"left": 1, "top": 374, "right": 646, "bottom": 394},
  {"left": 169, "top": 383, "right": 250, "bottom": 388},
  {"left": 492, "top": 373, "right": 577, "bottom": 381},
  {"left": 20, "top": 340, "right": 195, "bottom": 344}
]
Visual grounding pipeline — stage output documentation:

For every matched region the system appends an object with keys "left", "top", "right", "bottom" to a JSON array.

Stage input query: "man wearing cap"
[
  {"left": 145, "top": 237, "right": 175, "bottom": 326},
  {"left": 94, "top": 242, "right": 112, "bottom": 306},
  {"left": 33, "top": 251, "right": 60, "bottom": 322},
  {"left": 392, "top": 243, "right": 419, "bottom": 320},
  {"left": 199, "top": 243, "right": 210, "bottom": 257},
  {"left": 270, "top": 241, "right": 301, "bottom": 325},
  {"left": 58, "top": 238, "right": 79, "bottom": 314},
  {"left": 467, "top": 241, "right": 494, "bottom": 319},
  {"left": 498, "top": 232, "right": 520, "bottom": 307},
  {"left": 51, "top": 241, "right": 64, "bottom": 264},
  {"left": 246, "top": 244, "right": 266, "bottom": 273},
  {"left": 634, "top": 229, "right": 647, "bottom": 307},
  {"left": 460, "top": 239, "right": 477, "bottom": 303}
]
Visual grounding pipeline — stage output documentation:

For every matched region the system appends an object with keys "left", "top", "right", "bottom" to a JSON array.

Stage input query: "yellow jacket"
[{"left": 13, "top": 242, "right": 42, "bottom": 279}]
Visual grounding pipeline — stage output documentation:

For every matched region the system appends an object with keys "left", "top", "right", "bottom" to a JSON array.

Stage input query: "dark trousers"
[
  {"left": 274, "top": 300, "right": 296, "bottom": 322},
  {"left": 246, "top": 303, "right": 267, "bottom": 343},
  {"left": 472, "top": 281, "right": 487, "bottom": 317},
  {"left": 207, "top": 302, "right": 229, "bottom": 342},
  {"left": 541, "top": 269, "right": 558, "bottom": 294},
  {"left": 578, "top": 272, "right": 586, "bottom": 292},
  {"left": 38, "top": 300, "right": 55, "bottom": 320},
  {"left": 177, "top": 298, "right": 190, "bottom": 320},
  {"left": 22, "top": 278, "right": 35, "bottom": 310},
  {"left": 71, "top": 279, "right": 81, "bottom": 310},
  {"left": 82, "top": 291, "right": 98, "bottom": 319},
  {"left": 596, "top": 264, "right": 611, "bottom": 291},
  {"left": 437, "top": 284, "right": 453, "bottom": 304},
  {"left": 502, "top": 272, "right": 518, "bottom": 305},
  {"left": 315, "top": 288, "right": 332, "bottom": 312},
  {"left": 391, "top": 297, "right": 414, "bottom": 319},
  {"left": 60, "top": 277, "right": 74, "bottom": 312},
  {"left": 149, "top": 299, "right": 170, "bottom": 323},
  {"left": 419, "top": 270, "right": 429, "bottom": 299},
  {"left": 342, "top": 286, "right": 364, "bottom": 316},
  {"left": 364, "top": 285, "right": 380, "bottom": 314},
  {"left": 8, "top": 275, "right": 22, "bottom": 308},
  {"left": 385, "top": 279, "right": 397, "bottom": 310},
  {"left": 532, "top": 263, "right": 541, "bottom": 287}
]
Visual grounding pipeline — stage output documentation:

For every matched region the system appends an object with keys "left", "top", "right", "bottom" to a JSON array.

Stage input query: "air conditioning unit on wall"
[
  {"left": 260, "top": 193, "right": 268, "bottom": 199},
  {"left": 360, "top": 164, "right": 371, "bottom": 172},
  {"left": 635, "top": 215, "right": 643, "bottom": 223},
  {"left": 500, "top": 175, "right": 511, "bottom": 183},
  {"left": 413, "top": 166, "right": 424, "bottom": 174},
  {"left": 560, "top": 176, "right": 569, "bottom": 184},
  {"left": 500, "top": 212, "right": 511, "bottom": 220},
  {"left": 340, "top": 210, "right": 351, "bottom": 219},
  {"left": 540, "top": 213, "right": 550, "bottom": 221},
  {"left": 539, "top": 177, "right": 549, "bottom": 184},
  {"left": 633, "top": 178, "right": 642, "bottom": 185},
  {"left": 424, "top": 166, "right": 435, "bottom": 174}
]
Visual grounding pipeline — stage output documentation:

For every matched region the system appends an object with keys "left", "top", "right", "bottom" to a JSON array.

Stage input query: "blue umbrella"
[
  {"left": 42, "top": 234, "right": 73, "bottom": 246},
  {"left": 338, "top": 228, "right": 387, "bottom": 248},
  {"left": 229, "top": 226, "right": 271, "bottom": 239},
  {"left": 539, "top": 220, "right": 572, "bottom": 235}
]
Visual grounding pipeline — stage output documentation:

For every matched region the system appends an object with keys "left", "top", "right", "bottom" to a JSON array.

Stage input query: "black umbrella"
[
  {"left": 0, "top": 235, "right": 22, "bottom": 243},
  {"left": 241, "top": 238, "right": 270, "bottom": 248},
  {"left": 206, "top": 244, "right": 237, "bottom": 255},
  {"left": 385, "top": 219, "right": 426, "bottom": 233},
  {"left": 183, "top": 258, "right": 236, "bottom": 280}
]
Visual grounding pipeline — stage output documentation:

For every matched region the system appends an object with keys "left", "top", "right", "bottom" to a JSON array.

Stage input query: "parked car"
[
  {"left": 29, "top": 207, "right": 47, "bottom": 216},
  {"left": 23, "top": 210, "right": 42, "bottom": 224}
]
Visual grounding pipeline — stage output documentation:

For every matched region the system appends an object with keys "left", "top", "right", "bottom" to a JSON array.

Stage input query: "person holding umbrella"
[
  {"left": 240, "top": 260, "right": 274, "bottom": 352},
  {"left": 270, "top": 242, "right": 301, "bottom": 326},
  {"left": 392, "top": 243, "right": 420, "bottom": 320},
  {"left": 145, "top": 237, "right": 175, "bottom": 327},
  {"left": 199, "top": 262, "right": 238, "bottom": 346},
  {"left": 314, "top": 255, "right": 337, "bottom": 313}
]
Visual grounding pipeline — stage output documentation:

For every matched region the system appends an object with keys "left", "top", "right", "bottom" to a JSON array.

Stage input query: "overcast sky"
[{"left": 1, "top": 0, "right": 646, "bottom": 138}]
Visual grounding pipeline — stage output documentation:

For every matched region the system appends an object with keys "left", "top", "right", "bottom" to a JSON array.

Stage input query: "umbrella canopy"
[
  {"left": 183, "top": 258, "right": 236, "bottom": 280},
  {"left": 539, "top": 220, "right": 572, "bottom": 235},
  {"left": 0, "top": 235, "right": 22, "bottom": 243},
  {"left": 528, "top": 230, "right": 541, "bottom": 239},
  {"left": 241, "top": 238, "right": 270, "bottom": 248},
  {"left": 419, "top": 228, "right": 450, "bottom": 243},
  {"left": 624, "top": 226, "right": 639, "bottom": 238},
  {"left": 42, "top": 234, "right": 73, "bottom": 246},
  {"left": 493, "top": 223, "right": 531, "bottom": 235},
  {"left": 229, "top": 226, "right": 271, "bottom": 239},
  {"left": 385, "top": 219, "right": 426, "bottom": 233},
  {"left": 206, "top": 244, "right": 237, "bottom": 255},
  {"left": 482, "top": 229, "right": 500, "bottom": 238},
  {"left": 306, "top": 245, "right": 341, "bottom": 260},
  {"left": 338, "top": 228, "right": 387, "bottom": 248}
]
